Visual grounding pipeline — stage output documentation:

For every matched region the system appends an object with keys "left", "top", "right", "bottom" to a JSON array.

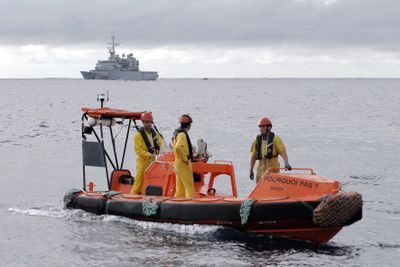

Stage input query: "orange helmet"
[
  {"left": 179, "top": 114, "right": 193, "bottom": 124},
  {"left": 141, "top": 112, "right": 154, "bottom": 123},
  {"left": 258, "top": 117, "right": 272, "bottom": 127}
]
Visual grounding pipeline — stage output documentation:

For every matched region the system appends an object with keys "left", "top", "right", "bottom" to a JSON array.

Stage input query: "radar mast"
[{"left": 106, "top": 34, "right": 120, "bottom": 60}]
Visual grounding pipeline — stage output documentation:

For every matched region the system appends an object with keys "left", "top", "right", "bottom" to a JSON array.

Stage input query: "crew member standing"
[
  {"left": 172, "top": 114, "right": 195, "bottom": 198},
  {"left": 249, "top": 117, "right": 292, "bottom": 182},
  {"left": 131, "top": 112, "right": 163, "bottom": 195}
]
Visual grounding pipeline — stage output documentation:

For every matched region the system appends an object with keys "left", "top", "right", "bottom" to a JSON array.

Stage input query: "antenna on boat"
[
  {"left": 97, "top": 90, "right": 110, "bottom": 107},
  {"left": 106, "top": 34, "right": 120, "bottom": 60}
]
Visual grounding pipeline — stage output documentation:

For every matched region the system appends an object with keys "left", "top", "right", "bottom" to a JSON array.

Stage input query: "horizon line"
[{"left": 1, "top": 76, "right": 400, "bottom": 80}]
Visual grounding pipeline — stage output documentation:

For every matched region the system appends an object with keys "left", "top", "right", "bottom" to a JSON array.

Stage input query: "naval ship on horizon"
[{"left": 81, "top": 35, "right": 158, "bottom": 81}]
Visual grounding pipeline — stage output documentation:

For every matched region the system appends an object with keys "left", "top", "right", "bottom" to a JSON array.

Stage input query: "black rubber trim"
[
  {"left": 248, "top": 201, "right": 320, "bottom": 221},
  {"left": 159, "top": 202, "right": 240, "bottom": 221},
  {"left": 72, "top": 195, "right": 106, "bottom": 214},
  {"left": 70, "top": 197, "right": 362, "bottom": 226},
  {"left": 106, "top": 200, "right": 143, "bottom": 218}
]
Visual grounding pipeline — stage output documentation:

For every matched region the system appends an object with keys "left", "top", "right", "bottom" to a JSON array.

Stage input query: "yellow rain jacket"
[
  {"left": 173, "top": 132, "right": 194, "bottom": 198},
  {"left": 131, "top": 129, "right": 163, "bottom": 195},
  {"left": 250, "top": 135, "right": 286, "bottom": 182}
]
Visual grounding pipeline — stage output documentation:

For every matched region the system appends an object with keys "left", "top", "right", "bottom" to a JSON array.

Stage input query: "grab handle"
[
  {"left": 213, "top": 160, "right": 233, "bottom": 165},
  {"left": 269, "top": 167, "right": 316, "bottom": 175}
]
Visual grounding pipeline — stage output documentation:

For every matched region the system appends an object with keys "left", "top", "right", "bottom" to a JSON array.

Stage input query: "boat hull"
[
  {"left": 80, "top": 70, "right": 158, "bottom": 81},
  {"left": 68, "top": 193, "right": 362, "bottom": 243}
]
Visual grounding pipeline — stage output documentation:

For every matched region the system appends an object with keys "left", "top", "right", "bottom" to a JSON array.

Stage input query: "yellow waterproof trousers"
[
  {"left": 174, "top": 161, "right": 194, "bottom": 198},
  {"left": 256, "top": 158, "right": 280, "bottom": 183},
  {"left": 131, "top": 158, "right": 151, "bottom": 195}
]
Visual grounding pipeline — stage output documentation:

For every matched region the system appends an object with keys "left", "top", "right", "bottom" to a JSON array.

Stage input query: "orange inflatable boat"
[{"left": 65, "top": 102, "right": 362, "bottom": 243}]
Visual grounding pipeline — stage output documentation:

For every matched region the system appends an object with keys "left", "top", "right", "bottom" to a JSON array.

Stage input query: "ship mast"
[{"left": 106, "top": 34, "right": 119, "bottom": 60}]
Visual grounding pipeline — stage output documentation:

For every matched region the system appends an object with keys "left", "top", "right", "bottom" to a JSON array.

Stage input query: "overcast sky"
[{"left": 1, "top": 0, "right": 399, "bottom": 78}]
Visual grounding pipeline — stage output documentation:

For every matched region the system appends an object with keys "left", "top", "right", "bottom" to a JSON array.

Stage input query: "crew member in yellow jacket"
[
  {"left": 172, "top": 114, "right": 195, "bottom": 198},
  {"left": 250, "top": 117, "right": 292, "bottom": 183},
  {"left": 131, "top": 112, "right": 163, "bottom": 195}
]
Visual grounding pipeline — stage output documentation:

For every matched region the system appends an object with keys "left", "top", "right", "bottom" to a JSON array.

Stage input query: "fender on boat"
[
  {"left": 67, "top": 193, "right": 361, "bottom": 225},
  {"left": 63, "top": 188, "right": 83, "bottom": 208},
  {"left": 70, "top": 193, "right": 107, "bottom": 214},
  {"left": 313, "top": 192, "right": 363, "bottom": 227}
]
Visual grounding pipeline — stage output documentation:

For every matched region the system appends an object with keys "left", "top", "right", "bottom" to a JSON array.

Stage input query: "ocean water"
[{"left": 0, "top": 78, "right": 399, "bottom": 266}]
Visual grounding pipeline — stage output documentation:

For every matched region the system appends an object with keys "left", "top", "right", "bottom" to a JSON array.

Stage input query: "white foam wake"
[
  {"left": 7, "top": 207, "right": 67, "bottom": 218},
  {"left": 7, "top": 206, "right": 222, "bottom": 236},
  {"left": 103, "top": 215, "right": 222, "bottom": 235}
]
